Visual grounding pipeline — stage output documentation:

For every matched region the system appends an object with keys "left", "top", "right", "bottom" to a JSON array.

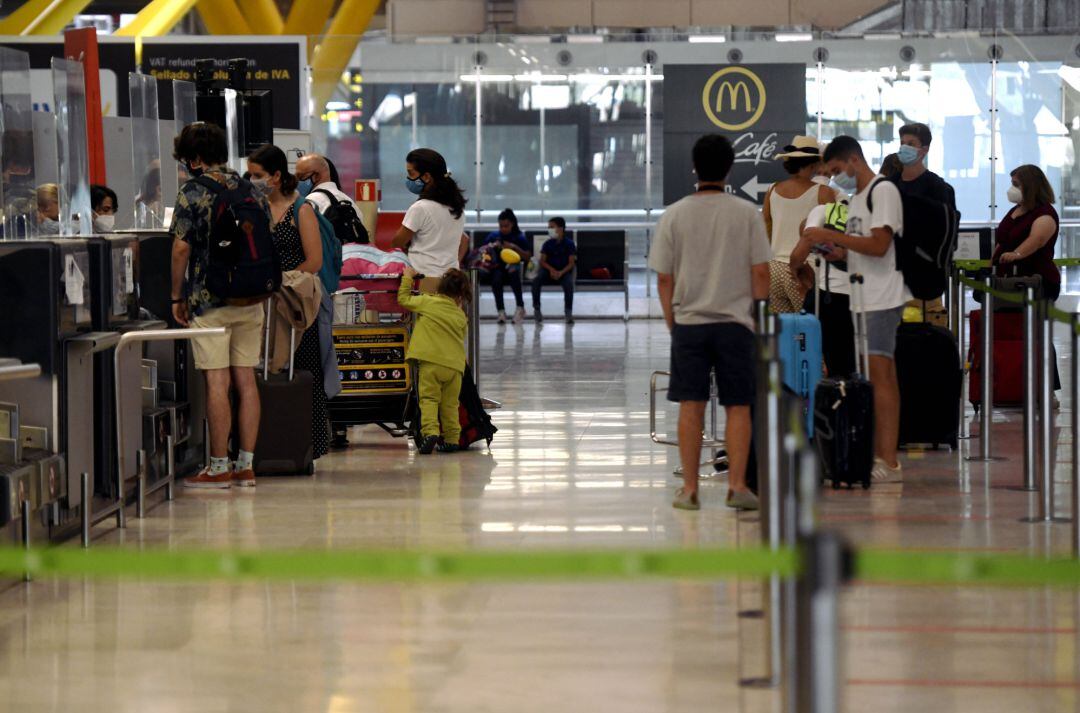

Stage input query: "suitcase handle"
[
  {"left": 848, "top": 273, "right": 870, "bottom": 378},
  {"left": 263, "top": 297, "right": 298, "bottom": 382}
]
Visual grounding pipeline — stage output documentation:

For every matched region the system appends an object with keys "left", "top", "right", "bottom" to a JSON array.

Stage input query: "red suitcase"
[{"left": 967, "top": 309, "right": 1023, "bottom": 407}]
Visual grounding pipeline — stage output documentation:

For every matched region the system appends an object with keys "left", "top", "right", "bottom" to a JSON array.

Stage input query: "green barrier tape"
[
  {"left": 856, "top": 550, "right": 1080, "bottom": 588},
  {"left": 0, "top": 546, "right": 799, "bottom": 583},
  {"left": 954, "top": 258, "right": 1080, "bottom": 272},
  {"left": 956, "top": 275, "right": 1024, "bottom": 304}
]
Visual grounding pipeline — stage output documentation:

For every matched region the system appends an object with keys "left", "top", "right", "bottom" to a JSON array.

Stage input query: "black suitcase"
[
  {"left": 896, "top": 322, "right": 961, "bottom": 449},
  {"left": 813, "top": 274, "right": 875, "bottom": 489},
  {"left": 252, "top": 303, "right": 315, "bottom": 476}
]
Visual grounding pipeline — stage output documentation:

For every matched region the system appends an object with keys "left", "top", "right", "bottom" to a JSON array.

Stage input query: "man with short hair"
[
  {"left": 896, "top": 122, "right": 956, "bottom": 210},
  {"left": 532, "top": 216, "right": 577, "bottom": 324},
  {"left": 170, "top": 122, "right": 270, "bottom": 489},
  {"left": 295, "top": 153, "right": 353, "bottom": 211},
  {"left": 803, "top": 135, "right": 906, "bottom": 483},
  {"left": 649, "top": 134, "right": 771, "bottom": 512}
]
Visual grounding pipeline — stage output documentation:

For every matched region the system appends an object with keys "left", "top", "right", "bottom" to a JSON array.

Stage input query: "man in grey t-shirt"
[{"left": 649, "top": 134, "right": 771, "bottom": 512}]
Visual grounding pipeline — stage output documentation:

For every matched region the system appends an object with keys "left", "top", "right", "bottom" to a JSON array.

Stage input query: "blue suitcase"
[{"left": 778, "top": 312, "right": 822, "bottom": 438}]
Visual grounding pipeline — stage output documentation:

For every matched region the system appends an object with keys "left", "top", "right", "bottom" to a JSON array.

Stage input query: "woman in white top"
[
  {"left": 762, "top": 136, "right": 836, "bottom": 312},
  {"left": 392, "top": 148, "right": 469, "bottom": 283}
]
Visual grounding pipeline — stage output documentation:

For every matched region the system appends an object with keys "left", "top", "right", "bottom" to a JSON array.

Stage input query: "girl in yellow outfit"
[{"left": 398, "top": 266, "right": 472, "bottom": 454}]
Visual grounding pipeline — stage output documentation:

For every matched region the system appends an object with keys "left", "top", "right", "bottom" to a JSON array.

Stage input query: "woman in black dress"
[{"left": 248, "top": 144, "right": 329, "bottom": 460}]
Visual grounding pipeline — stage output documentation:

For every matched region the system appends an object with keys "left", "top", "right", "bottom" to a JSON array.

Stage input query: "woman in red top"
[
  {"left": 993, "top": 164, "right": 1061, "bottom": 393},
  {"left": 993, "top": 164, "right": 1060, "bottom": 299}
]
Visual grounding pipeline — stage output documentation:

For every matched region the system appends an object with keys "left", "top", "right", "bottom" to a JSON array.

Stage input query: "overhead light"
[
  {"left": 688, "top": 36, "right": 726, "bottom": 44},
  {"left": 566, "top": 35, "right": 604, "bottom": 44},
  {"left": 569, "top": 73, "right": 664, "bottom": 82},
  {"left": 459, "top": 74, "right": 514, "bottom": 82},
  {"left": 514, "top": 73, "right": 568, "bottom": 82},
  {"left": 866, "top": 33, "right": 902, "bottom": 40},
  {"left": 775, "top": 32, "right": 813, "bottom": 42}
]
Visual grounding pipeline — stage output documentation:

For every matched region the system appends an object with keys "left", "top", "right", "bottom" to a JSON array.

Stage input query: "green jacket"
[{"left": 398, "top": 274, "right": 468, "bottom": 373}]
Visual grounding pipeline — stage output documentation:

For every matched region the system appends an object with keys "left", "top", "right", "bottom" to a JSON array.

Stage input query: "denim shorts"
[{"left": 860, "top": 306, "right": 904, "bottom": 358}]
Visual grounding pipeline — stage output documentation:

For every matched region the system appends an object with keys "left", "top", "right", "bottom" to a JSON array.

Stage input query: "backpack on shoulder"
[
  {"left": 195, "top": 175, "right": 281, "bottom": 301},
  {"left": 293, "top": 195, "right": 343, "bottom": 294},
  {"left": 868, "top": 177, "right": 960, "bottom": 301},
  {"left": 311, "top": 188, "right": 369, "bottom": 245}
]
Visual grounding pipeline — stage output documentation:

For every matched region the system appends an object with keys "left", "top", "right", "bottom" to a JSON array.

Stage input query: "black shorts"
[{"left": 668, "top": 322, "right": 756, "bottom": 405}]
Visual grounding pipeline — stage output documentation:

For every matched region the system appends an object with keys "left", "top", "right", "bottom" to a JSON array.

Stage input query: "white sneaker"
[
  {"left": 871, "top": 457, "right": 903, "bottom": 484},
  {"left": 513, "top": 307, "right": 525, "bottom": 324},
  {"left": 497, "top": 310, "right": 508, "bottom": 324}
]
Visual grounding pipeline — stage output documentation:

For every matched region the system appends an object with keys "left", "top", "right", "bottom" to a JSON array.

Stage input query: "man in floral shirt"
[{"left": 169, "top": 122, "right": 271, "bottom": 490}]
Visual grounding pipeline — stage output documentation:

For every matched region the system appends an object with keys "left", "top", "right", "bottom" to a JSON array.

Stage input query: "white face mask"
[
  {"left": 548, "top": 228, "right": 559, "bottom": 238},
  {"left": 94, "top": 214, "right": 115, "bottom": 232},
  {"left": 1007, "top": 185, "right": 1023, "bottom": 204}
]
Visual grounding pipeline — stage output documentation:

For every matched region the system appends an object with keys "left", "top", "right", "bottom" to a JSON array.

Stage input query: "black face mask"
[{"left": 185, "top": 162, "right": 204, "bottom": 178}]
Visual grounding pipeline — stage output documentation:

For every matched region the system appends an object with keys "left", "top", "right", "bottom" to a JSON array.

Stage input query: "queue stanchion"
[
  {"left": 1072, "top": 314, "right": 1080, "bottom": 555},
  {"left": 743, "top": 303, "right": 783, "bottom": 689},
  {"left": 968, "top": 276, "right": 997, "bottom": 462},
  {"left": 958, "top": 272, "right": 971, "bottom": 440},
  {"left": 1038, "top": 300, "right": 1061, "bottom": 522},
  {"left": 1021, "top": 286, "right": 1038, "bottom": 492},
  {"left": 794, "top": 532, "right": 847, "bottom": 713}
]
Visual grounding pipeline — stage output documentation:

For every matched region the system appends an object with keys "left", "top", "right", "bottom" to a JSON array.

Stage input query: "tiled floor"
[{"left": 1, "top": 319, "right": 1079, "bottom": 712}]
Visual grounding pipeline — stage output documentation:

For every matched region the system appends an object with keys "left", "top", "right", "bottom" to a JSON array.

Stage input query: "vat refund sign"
[{"left": 662, "top": 64, "right": 807, "bottom": 206}]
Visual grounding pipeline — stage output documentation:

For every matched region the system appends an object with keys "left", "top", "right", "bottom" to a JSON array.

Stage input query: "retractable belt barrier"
[{"left": 3, "top": 543, "right": 1080, "bottom": 588}]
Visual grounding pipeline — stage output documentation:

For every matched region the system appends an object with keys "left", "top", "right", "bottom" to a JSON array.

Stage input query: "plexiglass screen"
[
  {"left": 52, "top": 58, "right": 91, "bottom": 237},
  {"left": 129, "top": 72, "right": 163, "bottom": 230},
  {"left": 0, "top": 47, "right": 37, "bottom": 240}
]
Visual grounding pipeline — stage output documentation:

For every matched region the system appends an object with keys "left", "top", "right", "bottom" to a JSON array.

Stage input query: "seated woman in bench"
[
  {"left": 532, "top": 216, "right": 577, "bottom": 325},
  {"left": 483, "top": 208, "right": 531, "bottom": 324}
]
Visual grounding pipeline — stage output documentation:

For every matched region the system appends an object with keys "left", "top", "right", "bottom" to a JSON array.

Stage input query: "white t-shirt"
[
  {"left": 804, "top": 204, "right": 849, "bottom": 296},
  {"left": 305, "top": 182, "right": 353, "bottom": 214},
  {"left": 648, "top": 191, "right": 772, "bottom": 330},
  {"left": 845, "top": 178, "right": 908, "bottom": 312},
  {"left": 401, "top": 199, "right": 465, "bottom": 277}
]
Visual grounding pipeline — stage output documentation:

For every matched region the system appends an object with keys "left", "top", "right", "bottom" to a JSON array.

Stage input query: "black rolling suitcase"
[
  {"left": 252, "top": 301, "right": 315, "bottom": 476},
  {"left": 896, "top": 321, "right": 961, "bottom": 449},
  {"left": 813, "top": 274, "right": 874, "bottom": 489}
]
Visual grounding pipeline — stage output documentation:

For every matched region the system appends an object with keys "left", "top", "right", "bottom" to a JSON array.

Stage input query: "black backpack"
[
  {"left": 194, "top": 175, "right": 281, "bottom": 300},
  {"left": 867, "top": 177, "right": 959, "bottom": 301},
  {"left": 311, "top": 188, "right": 369, "bottom": 245}
]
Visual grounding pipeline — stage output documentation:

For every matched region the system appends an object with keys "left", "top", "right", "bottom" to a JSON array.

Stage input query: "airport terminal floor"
[{"left": 1, "top": 319, "right": 1078, "bottom": 713}]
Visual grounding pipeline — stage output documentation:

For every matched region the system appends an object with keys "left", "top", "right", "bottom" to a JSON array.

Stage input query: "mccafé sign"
[{"left": 702, "top": 66, "right": 767, "bottom": 132}]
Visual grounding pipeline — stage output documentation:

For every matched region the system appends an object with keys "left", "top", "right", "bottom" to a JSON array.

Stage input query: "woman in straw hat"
[{"left": 761, "top": 136, "right": 837, "bottom": 312}]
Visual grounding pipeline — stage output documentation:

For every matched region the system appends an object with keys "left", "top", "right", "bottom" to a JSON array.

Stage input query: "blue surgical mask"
[
  {"left": 831, "top": 171, "right": 858, "bottom": 193},
  {"left": 898, "top": 145, "right": 922, "bottom": 166},
  {"left": 297, "top": 178, "right": 314, "bottom": 197},
  {"left": 405, "top": 176, "right": 426, "bottom": 195}
]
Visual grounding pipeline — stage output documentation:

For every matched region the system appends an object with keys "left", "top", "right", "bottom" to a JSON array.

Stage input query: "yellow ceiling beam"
[
  {"left": 26, "top": 0, "right": 96, "bottom": 35},
  {"left": 0, "top": 0, "right": 94, "bottom": 36},
  {"left": 284, "top": 0, "right": 335, "bottom": 46},
  {"left": 239, "top": 0, "right": 285, "bottom": 34},
  {"left": 311, "top": 0, "right": 381, "bottom": 108},
  {"left": 196, "top": 0, "right": 252, "bottom": 35},
  {"left": 115, "top": 0, "right": 201, "bottom": 37}
]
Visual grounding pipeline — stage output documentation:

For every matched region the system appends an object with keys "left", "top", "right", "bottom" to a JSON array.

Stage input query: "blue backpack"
[{"left": 293, "top": 195, "right": 342, "bottom": 293}]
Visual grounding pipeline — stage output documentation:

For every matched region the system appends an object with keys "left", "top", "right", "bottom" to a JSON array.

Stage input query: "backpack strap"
[
  {"left": 193, "top": 174, "right": 228, "bottom": 194},
  {"left": 864, "top": 176, "right": 890, "bottom": 214},
  {"left": 311, "top": 188, "right": 348, "bottom": 206}
]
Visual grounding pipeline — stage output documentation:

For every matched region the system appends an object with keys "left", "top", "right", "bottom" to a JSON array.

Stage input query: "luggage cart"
[
  {"left": 328, "top": 276, "right": 417, "bottom": 442},
  {"left": 649, "top": 370, "right": 728, "bottom": 477}
]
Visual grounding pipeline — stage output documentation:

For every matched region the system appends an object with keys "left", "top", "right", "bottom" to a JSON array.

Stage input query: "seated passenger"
[
  {"left": 91, "top": 184, "right": 118, "bottom": 232},
  {"left": 35, "top": 183, "right": 60, "bottom": 234},
  {"left": 483, "top": 208, "right": 531, "bottom": 324},
  {"left": 531, "top": 216, "right": 577, "bottom": 325}
]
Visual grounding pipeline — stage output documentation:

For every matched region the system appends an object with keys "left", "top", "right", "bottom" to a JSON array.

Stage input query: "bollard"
[
  {"left": 794, "top": 532, "right": 846, "bottom": 713},
  {"left": 1022, "top": 286, "right": 1038, "bottom": 491},
  {"left": 135, "top": 449, "right": 146, "bottom": 520},
  {"left": 1038, "top": 301, "right": 1057, "bottom": 522},
  {"left": 1072, "top": 315, "right": 1080, "bottom": 555},
  {"left": 968, "top": 277, "right": 995, "bottom": 462}
]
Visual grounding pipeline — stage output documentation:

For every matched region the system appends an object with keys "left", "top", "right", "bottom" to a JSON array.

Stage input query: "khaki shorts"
[{"left": 189, "top": 303, "right": 265, "bottom": 370}]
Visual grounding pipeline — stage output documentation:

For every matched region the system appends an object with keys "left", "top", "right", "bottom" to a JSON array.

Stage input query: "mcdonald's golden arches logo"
[{"left": 702, "top": 67, "right": 767, "bottom": 131}]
